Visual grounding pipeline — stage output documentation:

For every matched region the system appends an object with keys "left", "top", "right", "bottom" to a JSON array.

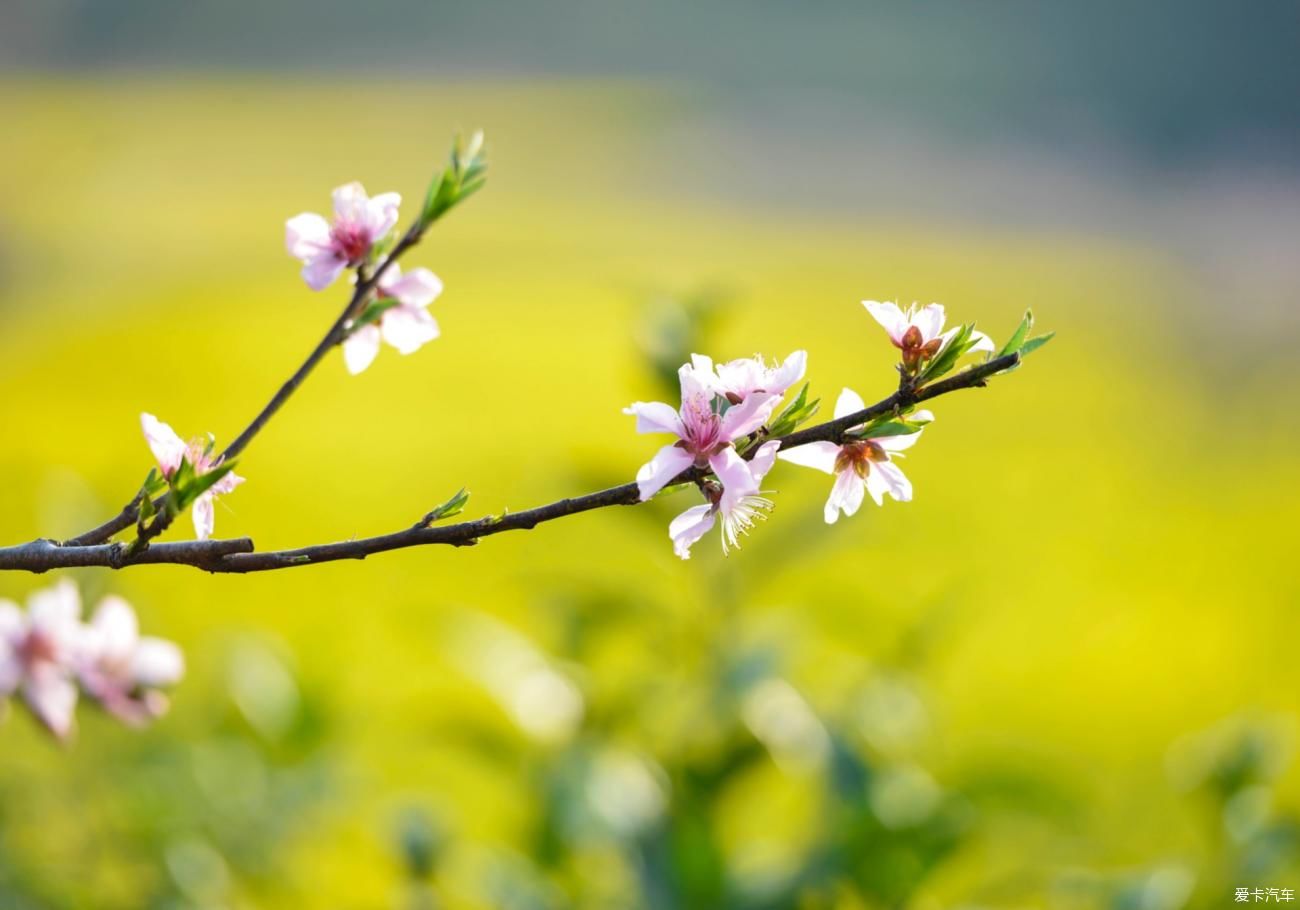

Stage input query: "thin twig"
[
  {"left": 62, "top": 224, "right": 426, "bottom": 547},
  {"left": 1, "top": 354, "right": 1017, "bottom": 575}
]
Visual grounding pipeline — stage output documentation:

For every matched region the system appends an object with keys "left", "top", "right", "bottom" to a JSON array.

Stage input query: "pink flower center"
[
  {"left": 17, "top": 629, "right": 59, "bottom": 668},
  {"left": 330, "top": 223, "right": 372, "bottom": 264},
  {"left": 677, "top": 400, "right": 726, "bottom": 462}
]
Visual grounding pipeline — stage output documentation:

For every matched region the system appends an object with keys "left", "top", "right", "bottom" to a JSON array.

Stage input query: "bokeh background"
[{"left": 2, "top": 2, "right": 1300, "bottom": 907}]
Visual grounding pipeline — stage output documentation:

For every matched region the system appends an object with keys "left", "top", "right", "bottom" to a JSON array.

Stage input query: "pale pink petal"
[
  {"left": 141, "top": 413, "right": 187, "bottom": 477},
  {"left": 0, "top": 654, "right": 19, "bottom": 695},
  {"left": 0, "top": 599, "right": 26, "bottom": 642},
  {"left": 209, "top": 469, "right": 245, "bottom": 497},
  {"left": 669, "top": 503, "right": 716, "bottom": 560},
  {"left": 89, "top": 596, "right": 139, "bottom": 664},
  {"left": 678, "top": 357, "right": 716, "bottom": 405},
  {"left": 343, "top": 324, "right": 382, "bottom": 375},
  {"left": 380, "top": 305, "right": 440, "bottom": 355},
  {"left": 24, "top": 672, "right": 77, "bottom": 741},
  {"left": 635, "top": 444, "right": 696, "bottom": 501},
  {"left": 381, "top": 266, "right": 443, "bottom": 309},
  {"left": 301, "top": 253, "right": 348, "bottom": 292},
  {"left": 915, "top": 304, "right": 947, "bottom": 342},
  {"left": 865, "top": 468, "right": 889, "bottom": 506},
  {"left": 777, "top": 440, "right": 840, "bottom": 474},
  {"left": 826, "top": 470, "right": 865, "bottom": 523},
  {"left": 191, "top": 493, "right": 215, "bottom": 541},
  {"left": 331, "top": 181, "right": 369, "bottom": 224},
  {"left": 28, "top": 579, "right": 81, "bottom": 631},
  {"left": 363, "top": 191, "right": 402, "bottom": 240},
  {"left": 708, "top": 447, "right": 758, "bottom": 497},
  {"left": 771, "top": 350, "right": 807, "bottom": 395},
  {"left": 863, "top": 300, "right": 908, "bottom": 345},
  {"left": 719, "top": 392, "right": 779, "bottom": 440},
  {"left": 747, "top": 440, "right": 782, "bottom": 482},
  {"left": 968, "top": 328, "right": 996, "bottom": 353},
  {"left": 284, "top": 213, "right": 331, "bottom": 259},
  {"left": 132, "top": 638, "right": 185, "bottom": 687},
  {"left": 833, "top": 387, "right": 867, "bottom": 421},
  {"left": 873, "top": 461, "right": 913, "bottom": 502},
  {"left": 623, "top": 401, "right": 684, "bottom": 437}
]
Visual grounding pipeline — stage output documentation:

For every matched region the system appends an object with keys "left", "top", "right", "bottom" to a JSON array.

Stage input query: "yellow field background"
[{"left": 1, "top": 80, "right": 1298, "bottom": 908}]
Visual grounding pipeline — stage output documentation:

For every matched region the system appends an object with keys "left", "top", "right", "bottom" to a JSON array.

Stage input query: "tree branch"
[{"left": 1, "top": 353, "right": 1017, "bottom": 575}]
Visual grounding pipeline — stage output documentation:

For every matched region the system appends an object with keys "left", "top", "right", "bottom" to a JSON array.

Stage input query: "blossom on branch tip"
[
  {"left": 778, "top": 388, "right": 931, "bottom": 524},
  {"left": 141, "top": 413, "right": 244, "bottom": 541},
  {"left": 78, "top": 596, "right": 184, "bottom": 726},
  {"left": 342, "top": 264, "right": 444, "bottom": 375},
  {"left": 285, "top": 182, "right": 402, "bottom": 291},
  {"left": 670, "top": 441, "right": 781, "bottom": 559},
  {"left": 0, "top": 580, "right": 85, "bottom": 740},
  {"left": 625, "top": 357, "right": 782, "bottom": 501},
  {"left": 863, "top": 300, "right": 993, "bottom": 369}
]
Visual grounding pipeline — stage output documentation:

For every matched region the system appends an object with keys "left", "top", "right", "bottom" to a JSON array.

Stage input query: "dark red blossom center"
[
  {"left": 835, "top": 441, "right": 887, "bottom": 479},
  {"left": 330, "top": 224, "right": 372, "bottom": 264}
]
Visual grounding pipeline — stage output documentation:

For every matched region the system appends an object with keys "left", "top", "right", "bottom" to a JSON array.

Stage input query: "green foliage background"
[{"left": 0, "top": 80, "right": 1298, "bottom": 908}]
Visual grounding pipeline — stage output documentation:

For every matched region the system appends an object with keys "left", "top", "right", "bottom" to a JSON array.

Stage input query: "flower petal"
[
  {"left": 364, "top": 191, "right": 402, "bottom": 240},
  {"left": 301, "top": 253, "right": 347, "bottom": 292},
  {"left": 747, "top": 440, "right": 782, "bottom": 482},
  {"left": 343, "top": 324, "right": 382, "bottom": 375},
  {"left": 191, "top": 493, "right": 215, "bottom": 541},
  {"left": 826, "top": 469, "right": 865, "bottom": 522},
  {"left": 968, "top": 328, "right": 996, "bottom": 353},
  {"left": 873, "top": 460, "right": 913, "bottom": 502},
  {"left": 863, "top": 300, "right": 908, "bottom": 345},
  {"left": 719, "top": 392, "right": 778, "bottom": 440},
  {"left": 708, "top": 447, "right": 759, "bottom": 497},
  {"left": 28, "top": 579, "right": 81, "bottom": 631},
  {"left": 915, "top": 304, "right": 946, "bottom": 343},
  {"left": 24, "top": 672, "right": 77, "bottom": 741},
  {"left": 90, "top": 595, "right": 139, "bottom": 663},
  {"left": 635, "top": 444, "right": 695, "bottom": 501},
  {"left": 141, "top": 413, "right": 187, "bottom": 477},
  {"left": 331, "top": 181, "right": 369, "bottom": 223},
  {"left": 669, "top": 503, "right": 716, "bottom": 560},
  {"left": 381, "top": 266, "right": 443, "bottom": 309},
  {"left": 284, "top": 213, "right": 331, "bottom": 259},
  {"left": 623, "top": 401, "right": 684, "bottom": 437},
  {"left": 132, "top": 638, "right": 185, "bottom": 687},
  {"left": 771, "top": 350, "right": 807, "bottom": 395},
  {"left": 778, "top": 440, "right": 840, "bottom": 474},
  {"left": 833, "top": 387, "right": 866, "bottom": 421},
  {"left": 381, "top": 305, "right": 440, "bottom": 355}
]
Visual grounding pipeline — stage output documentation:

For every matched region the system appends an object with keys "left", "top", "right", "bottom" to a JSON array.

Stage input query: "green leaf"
[
  {"left": 917, "top": 323, "right": 972, "bottom": 384},
  {"left": 1019, "top": 331, "right": 1055, "bottom": 357},
  {"left": 170, "top": 460, "right": 237, "bottom": 511},
  {"left": 420, "top": 132, "right": 488, "bottom": 228},
  {"left": 996, "top": 309, "right": 1034, "bottom": 358},
  {"left": 766, "top": 383, "right": 821, "bottom": 437},
  {"left": 852, "top": 419, "right": 925, "bottom": 440},
  {"left": 351, "top": 297, "right": 401, "bottom": 329},
  {"left": 421, "top": 488, "right": 470, "bottom": 525}
]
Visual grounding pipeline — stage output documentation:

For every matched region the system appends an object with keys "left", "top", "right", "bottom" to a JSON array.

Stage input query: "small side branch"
[{"left": 2, "top": 354, "right": 1017, "bottom": 575}]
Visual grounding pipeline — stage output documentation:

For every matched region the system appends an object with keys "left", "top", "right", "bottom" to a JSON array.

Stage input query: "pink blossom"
[
  {"left": 862, "top": 300, "right": 993, "bottom": 368},
  {"left": 708, "top": 350, "right": 807, "bottom": 404},
  {"left": 141, "top": 413, "right": 244, "bottom": 541},
  {"left": 77, "top": 596, "right": 184, "bottom": 726},
  {"left": 0, "top": 580, "right": 84, "bottom": 740},
  {"left": 670, "top": 441, "right": 782, "bottom": 559},
  {"left": 624, "top": 357, "right": 782, "bottom": 501},
  {"left": 285, "top": 182, "right": 402, "bottom": 291},
  {"left": 778, "top": 388, "right": 932, "bottom": 523},
  {"left": 342, "top": 264, "right": 444, "bottom": 375}
]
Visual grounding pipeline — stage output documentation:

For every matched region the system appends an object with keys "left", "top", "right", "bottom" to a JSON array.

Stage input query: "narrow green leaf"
[
  {"left": 1019, "top": 331, "right": 1055, "bottom": 357},
  {"left": 996, "top": 309, "right": 1034, "bottom": 358}
]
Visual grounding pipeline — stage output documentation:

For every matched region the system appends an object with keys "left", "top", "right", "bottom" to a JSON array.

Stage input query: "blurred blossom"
[
  {"left": 869, "top": 765, "right": 942, "bottom": 829},
  {"left": 452, "top": 614, "right": 584, "bottom": 744},
  {"left": 741, "top": 677, "right": 830, "bottom": 773},
  {"left": 228, "top": 641, "right": 301, "bottom": 742},
  {"left": 857, "top": 676, "right": 929, "bottom": 758},
  {"left": 585, "top": 750, "right": 667, "bottom": 837},
  {"left": 0, "top": 579, "right": 83, "bottom": 740},
  {"left": 165, "top": 836, "right": 232, "bottom": 905},
  {"left": 78, "top": 594, "right": 185, "bottom": 726}
]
